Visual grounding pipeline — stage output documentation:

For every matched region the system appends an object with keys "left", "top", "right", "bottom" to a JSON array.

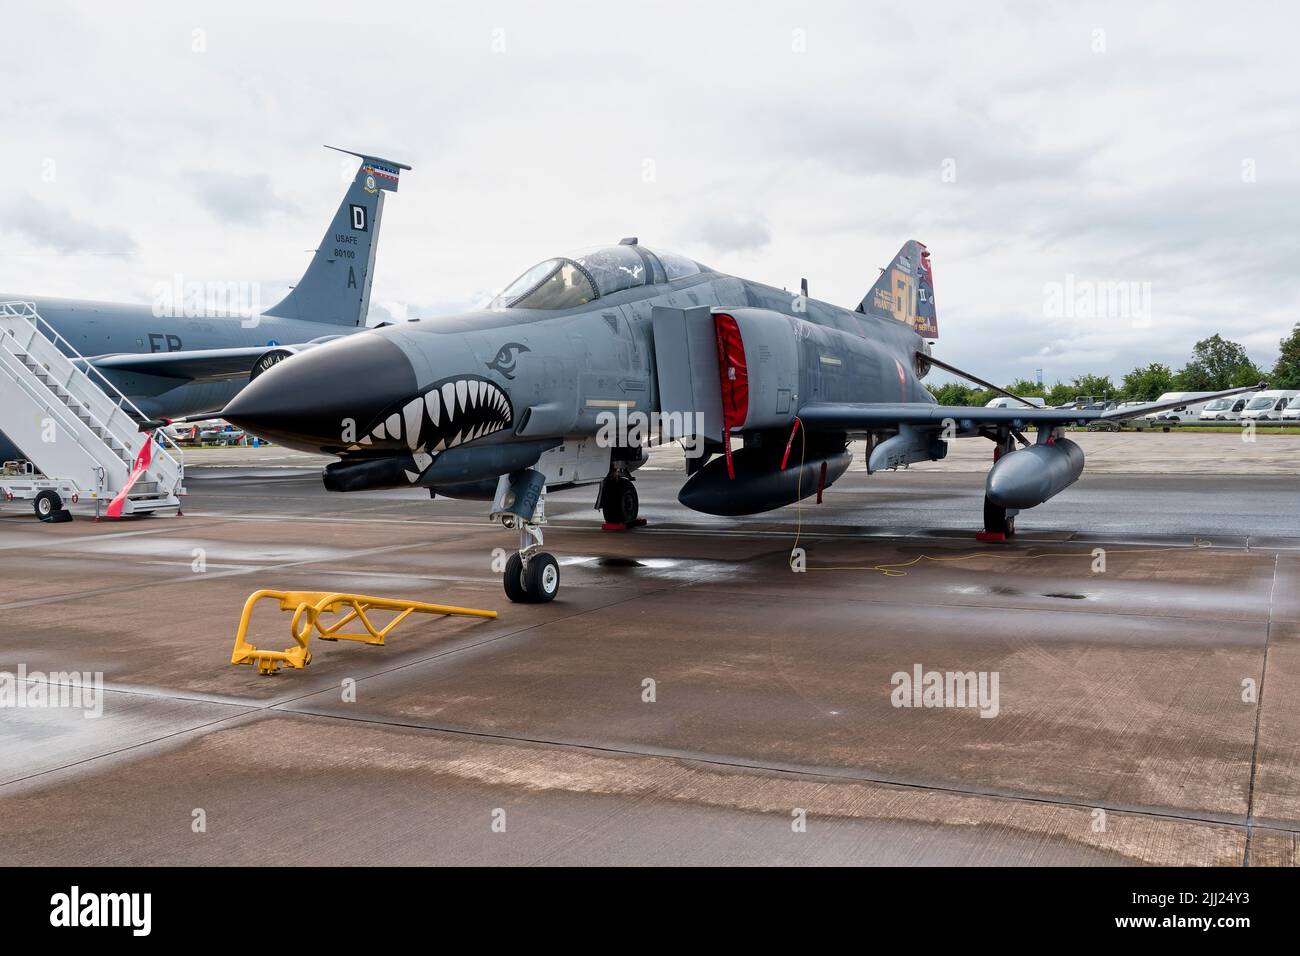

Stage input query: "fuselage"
[{"left": 222, "top": 258, "right": 933, "bottom": 490}]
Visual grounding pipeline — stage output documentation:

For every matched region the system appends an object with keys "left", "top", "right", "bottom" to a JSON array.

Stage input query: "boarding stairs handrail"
[{"left": 0, "top": 300, "right": 184, "bottom": 507}]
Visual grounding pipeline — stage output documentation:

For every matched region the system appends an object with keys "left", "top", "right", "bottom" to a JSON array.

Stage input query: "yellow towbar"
[{"left": 230, "top": 589, "right": 497, "bottom": 675}]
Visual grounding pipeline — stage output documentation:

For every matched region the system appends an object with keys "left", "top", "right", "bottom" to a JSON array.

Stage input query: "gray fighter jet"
[
  {"left": 0, "top": 147, "right": 407, "bottom": 460},
  {"left": 222, "top": 239, "right": 1259, "bottom": 602}
]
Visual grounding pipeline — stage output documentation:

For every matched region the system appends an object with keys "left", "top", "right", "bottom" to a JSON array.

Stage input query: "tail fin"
[
  {"left": 265, "top": 146, "right": 411, "bottom": 328},
  {"left": 855, "top": 239, "right": 937, "bottom": 339}
]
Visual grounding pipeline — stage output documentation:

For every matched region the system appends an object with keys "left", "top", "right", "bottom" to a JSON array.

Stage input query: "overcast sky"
[{"left": 2, "top": 0, "right": 1297, "bottom": 386}]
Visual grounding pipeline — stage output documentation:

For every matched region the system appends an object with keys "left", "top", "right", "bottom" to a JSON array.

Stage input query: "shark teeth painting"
[{"left": 348, "top": 375, "right": 514, "bottom": 481}]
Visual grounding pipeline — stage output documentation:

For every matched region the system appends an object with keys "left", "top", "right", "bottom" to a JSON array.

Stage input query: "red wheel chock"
[
  {"left": 975, "top": 532, "right": 1007, "bottom": 543},
  {"left": 601, "top": 518, "right": 647, "bottom": 532}
]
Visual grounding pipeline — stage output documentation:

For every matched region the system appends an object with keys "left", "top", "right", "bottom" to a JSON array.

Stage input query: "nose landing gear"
[{"left": 492, "top": 468, "right": 560, "bottom": 603}]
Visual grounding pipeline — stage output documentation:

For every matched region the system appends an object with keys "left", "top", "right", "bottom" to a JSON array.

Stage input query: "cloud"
[
  {"left": 1, "top": 0, "right": 1296, "bottom": 385},
  {"left": 2, "top": 194, "right": 137, "bottom": 256},
  {"left": 687, "top": 212, "right": 772, "bottom": 255},
  {"left": 189, "top": 172, "right": 298, "bottom": 226}
]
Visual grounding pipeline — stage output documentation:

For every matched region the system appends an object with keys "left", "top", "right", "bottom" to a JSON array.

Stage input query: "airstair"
[{"left": 0, "top": 300, "right": 184, "bottom": 520}]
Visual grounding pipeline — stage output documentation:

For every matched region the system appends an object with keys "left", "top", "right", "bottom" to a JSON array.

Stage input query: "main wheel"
[
  {"left": 524, "top": 552, "right": 560, "bottom": 603},
  {"left": 34, "top": 490, "right": 63, "bottom": 523},
  {"left": 601, "top": 477, "right": 638, "bottom": 525},
  {"left": 503, "top": 553, "right": 529, "bottom": 603},
  {"left": 983, "top": 497, "right": 1015, "bottom": 537}
]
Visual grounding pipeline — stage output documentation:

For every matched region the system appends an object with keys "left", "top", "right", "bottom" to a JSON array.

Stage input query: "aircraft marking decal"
[
  {"left": 347, "top": 375, "right": 514, "bottom": 481},
  {"left": 486, "top": 342, "right": 530, "bottom": 380}
]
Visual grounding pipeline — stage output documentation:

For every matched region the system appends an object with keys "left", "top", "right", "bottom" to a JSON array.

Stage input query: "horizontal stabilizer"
[{"left": 88, "top": 346, "right": 278, "bottom": 383}]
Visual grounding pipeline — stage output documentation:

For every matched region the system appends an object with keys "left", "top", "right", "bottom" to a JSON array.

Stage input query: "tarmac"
[{"left": 1, "top": 436, "right": 1298, "bottom": 865}]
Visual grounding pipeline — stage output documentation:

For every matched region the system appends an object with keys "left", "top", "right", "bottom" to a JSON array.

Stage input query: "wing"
[
  {"left": 84, "top": 346, "right": 275, "bottom": 383},
  {"left": 798, "top": 383, "right": 1264, "bottom": 436}
]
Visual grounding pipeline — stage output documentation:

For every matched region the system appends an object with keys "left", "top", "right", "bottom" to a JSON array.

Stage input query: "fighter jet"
[
  {"left": 222, "top": 238, "right": 1260, "bottom": 603},
  {"left": 0, "top": 147, "right": 408, "bottom": 461}
]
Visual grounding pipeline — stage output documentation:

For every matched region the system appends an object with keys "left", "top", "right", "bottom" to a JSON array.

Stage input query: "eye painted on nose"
[{"left": 486, "top": 342, "right": 530, "bottom": 380}]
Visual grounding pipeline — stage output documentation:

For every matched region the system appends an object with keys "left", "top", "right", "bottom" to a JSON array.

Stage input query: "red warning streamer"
[{"left": 106, "top": 433, "right": 154, "bottom": 519}]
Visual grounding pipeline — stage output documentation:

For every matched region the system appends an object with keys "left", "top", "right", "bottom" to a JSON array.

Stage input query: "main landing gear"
[
  {"left": 491, "top": 468, "right": 560, "bottom": 603},
  {"left": 982, "top": 496, "right": 1017, "bottom": 538},
  {"left": 599, "top": 473, "right": 640, "bottom": 528},
  {"left": 597, "top": 451, "right": 645, "bottom": 530},
  {"left": 979, "top": 430, "right": 1020, "bottom": 540}
]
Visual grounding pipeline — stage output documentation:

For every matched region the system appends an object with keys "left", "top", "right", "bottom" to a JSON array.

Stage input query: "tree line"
[{"left": 929, "top": 324, "right": 1300, "bottom": 407}]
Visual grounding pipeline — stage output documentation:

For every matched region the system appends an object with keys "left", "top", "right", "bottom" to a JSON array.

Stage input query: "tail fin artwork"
[
  {"left": 856, "top": 239, "right": 938, "bottom": 339},
  {"left": 264, "top": 146, "right": 412, "bottom": 328}
]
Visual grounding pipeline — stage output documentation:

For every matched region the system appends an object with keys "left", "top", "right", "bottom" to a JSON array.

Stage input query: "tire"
[
  {"left": 601, "top": 477, "right": 638, "bottom": 525},
  {"left": 503, "top": 553, "right": 530, "bottom": 603},
  {"left": 525, "top": 552, "right": 560, "bottom": 603},
  {"left": 983, "top": 496, "right": 1015, "bottom": 537},
  {"left": 34, "top": 490, "right": 62, "bottom": 523}
]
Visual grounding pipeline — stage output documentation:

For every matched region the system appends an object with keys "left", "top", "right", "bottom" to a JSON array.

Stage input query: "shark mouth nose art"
[{"left": 351, "top": 375, "right": 514, "bottom": 480}]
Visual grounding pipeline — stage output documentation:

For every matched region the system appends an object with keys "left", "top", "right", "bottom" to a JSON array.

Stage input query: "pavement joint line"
[
  {"left": 0, "top": 536, "right": 459, "bottom": 612},
  {"left": 7, "top": 681, "right": 1295, "bottom": 845},
  {"left": 267, "top": 704, "right": 1296, "bottom": 840},
  {"left": 2, "top": 580, "right": 678, "bottom": 713},
  {"left": 1242, "top": 552, "right": 1279, "bottom": 865},
  {"left": 261, "top": 580, "right": 695, "bottom": 709},
  {"left": 6, "top": 609, "right": 1294, "bottom": 847},
  {"left": 0, "top": 585, "right": 689, "bottom": 789},
  {"left": 0, "top": 523, "right": 197, "bottom": 552},
  {"left": 0, "top": 706, "right": 260, "bottom": 792}
]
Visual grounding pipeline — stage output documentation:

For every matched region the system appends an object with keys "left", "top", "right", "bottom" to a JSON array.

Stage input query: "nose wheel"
[
  {"left": 490, "top": 468, "right": 561, "bottom": 603},
  {"left": 503, "top": 551, "right": 560, "bottom": 603}
]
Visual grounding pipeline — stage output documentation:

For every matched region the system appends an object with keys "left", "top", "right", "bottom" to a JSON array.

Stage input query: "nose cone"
[{"left": 224, "top": 332, "right": 417, "bottom": 453}]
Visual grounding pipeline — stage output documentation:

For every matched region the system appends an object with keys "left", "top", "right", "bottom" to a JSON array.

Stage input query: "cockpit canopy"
[{"left": 489, "top": 241, "right": 707, "bottom": 310}]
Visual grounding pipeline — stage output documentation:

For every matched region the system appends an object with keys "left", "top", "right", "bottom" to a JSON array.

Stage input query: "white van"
[
  {"left": 985, "top": 396, "right": 1047, "bottom": 409},
  {"left": 1240, "top": 389, "right": 1300, "bottom": 421},
  {"left": 1281, "top": 395, "right": 1300, "bottom": 421},
  {"left": 1138, "top": 392, "right": 1220, "bottom": 427},
  {"left": 1198, "top": 393, "right": 1257, "bottom": 422}
]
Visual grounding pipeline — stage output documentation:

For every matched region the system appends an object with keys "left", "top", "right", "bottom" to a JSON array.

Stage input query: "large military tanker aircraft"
[
  {"left": 221, "top": 238, "right": 1258, "bottom": 602},
  {"left": 0, "top": 147, "right": 407, "bottom": 460}
]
